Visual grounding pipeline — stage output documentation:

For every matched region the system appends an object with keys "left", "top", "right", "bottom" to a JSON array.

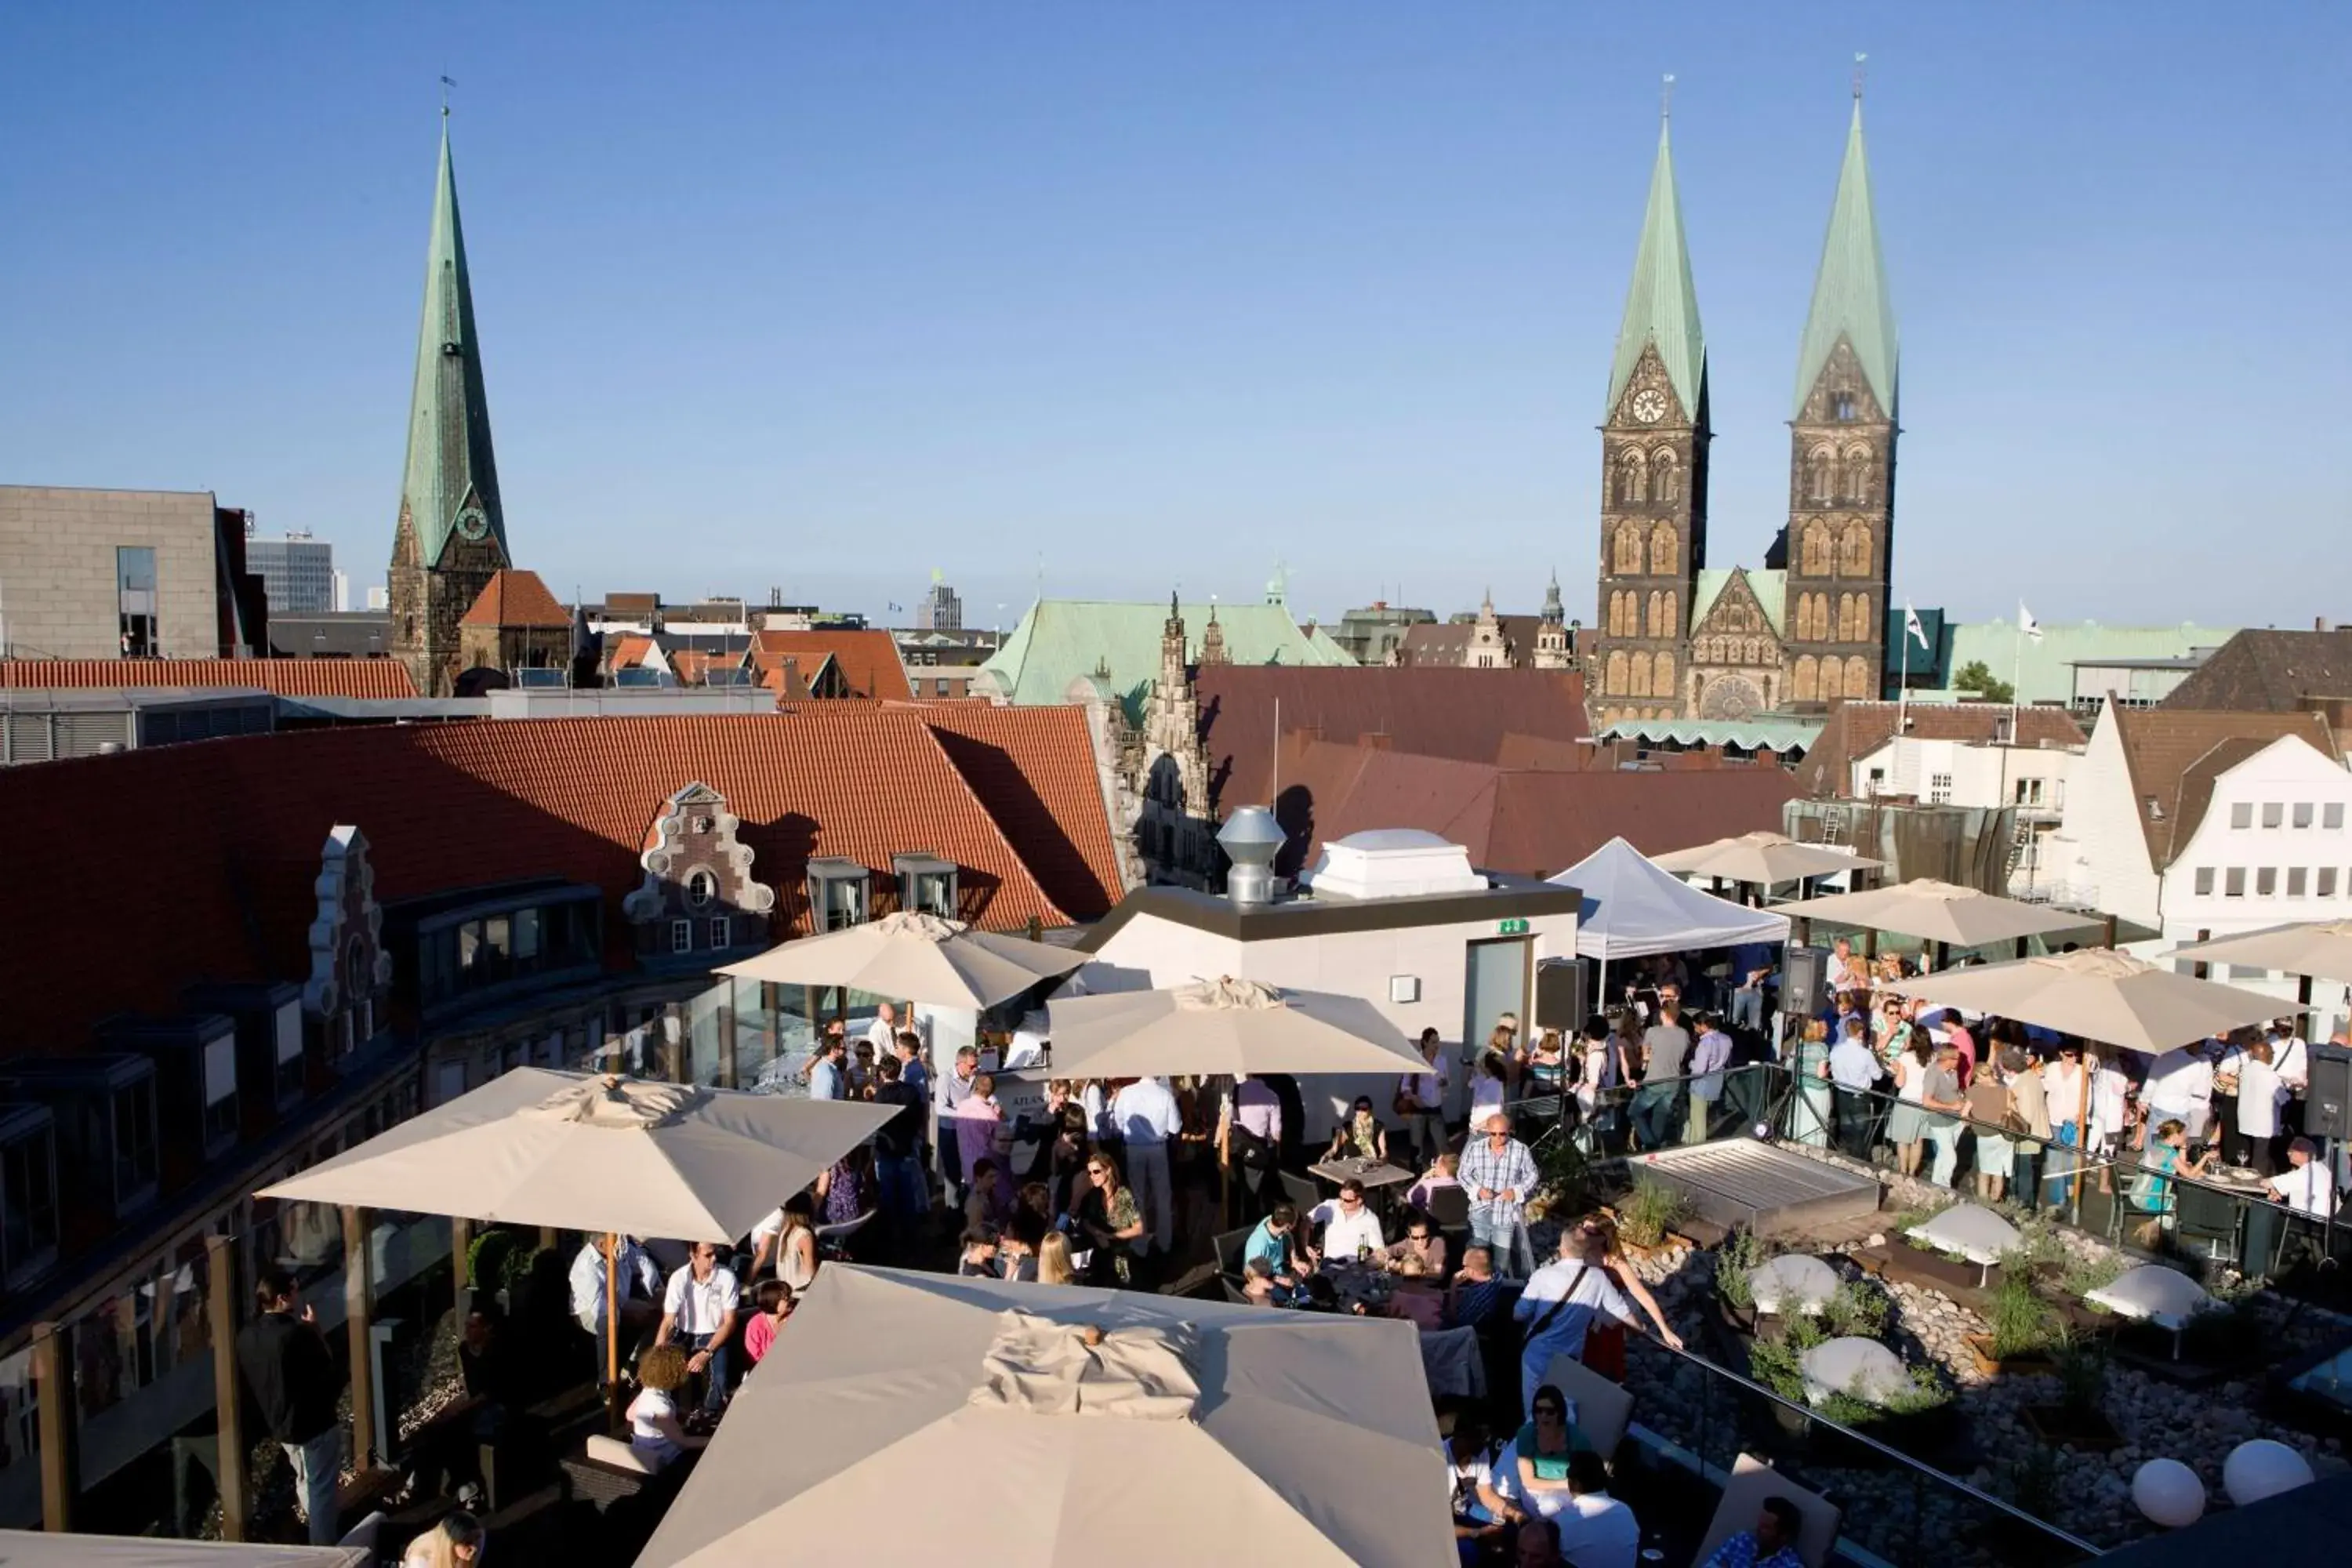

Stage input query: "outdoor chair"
[
  {"left": 2172, "top": 1181, "right": 2241, "bottom": 1262},
  {"left": 813, "top": 1207, "right": 876, "bottom": 1261},
  {"left": 1279, "top": 1169, "right": 1323, "bottom": 1219},
  {"left": 1213, "top": 1225, "right": 1256, "bottom": 1279},
  {"left": 1689, "top": 1453, "right": 1841, "bottom": 1568},
  {"left": 1540, "top": 1351, "right": 1634, "bottom": 1461},
  {"left": 1221, "top": 1275, "right": 1253, "bottom": 1305}
]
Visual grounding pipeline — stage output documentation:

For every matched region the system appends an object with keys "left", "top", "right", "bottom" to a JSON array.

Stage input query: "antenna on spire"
[
  {"left": 440, "top": 75, "right": 457, "bottom": 118},
  {"left": 1851, "top": 53, "right": 1867, "bottom": 102},
  {"left": 1661, "top": 73, "right": 1675, "bottom": 123}
]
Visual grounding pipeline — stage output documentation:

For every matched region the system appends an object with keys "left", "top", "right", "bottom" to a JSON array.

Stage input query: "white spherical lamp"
[
  {"left": 2223, "top": 1439, "right": 2314, "bottom": 1507},
  {"left": 2132, "top": 1458, "right": 2206, "bottom": 1529}
]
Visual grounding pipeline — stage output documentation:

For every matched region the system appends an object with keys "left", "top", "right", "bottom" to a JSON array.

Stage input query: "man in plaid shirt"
[{"left": 1458, "top": 1112, "right": 1537, "bottom": 1277}]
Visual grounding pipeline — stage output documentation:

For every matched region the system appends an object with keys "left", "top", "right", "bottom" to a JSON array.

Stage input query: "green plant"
[
  {"left": 1820, "top": 1280, "right": 1889, "bottom": 1341},
  {"left": 2051, "top": 1330, "right": 2108, "bottom": 1418},
  {"left": 1534, "top": 1131, "right": 1592, "bottom": 1216},
  {"left": 500, "top": 1243, "right": 547, "bottom": 1294},
  {"left": 1748, "top": 1322, "right": 1814, "bottom": 1405},
  {"left": 2059, "top": 1251, "right": 2122, "bottom": 1300},
  {"left": 1716, "top": 1226, "right": 1771, "bottom": 1311},
  {"left": 1886, "top": 1196, "right": 1957, "bottom": 1236},
  {"left": 465, "top": 1227, "right": 518, "bottom": 1293},
  {"left": 1987, "top": 1274, "right": 2059, "bottom": 1361},
  {"left": 1954, "top": 660, "right": 2016, "bottom": 705},
  {"left": 1617, "top": 1178, "right": 1693, "bottom": 1250}
]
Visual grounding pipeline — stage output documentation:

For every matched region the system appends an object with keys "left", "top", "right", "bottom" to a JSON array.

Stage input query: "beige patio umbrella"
[
  {"left": 1045, "top": 975, "right": 1424, "bottom": 1077},
  {"left": 1653, "top": 829, "right": 1882, "bottom": 885},
  {"left": 634, "top": 1265, "right": 1451, "bottom": 1568},
  {"left": 2172, "top": 919, "right": 2352, "bottom": 985},
  {"left": 258, "top": 1069, "right": 891, "bottom": 1385},
  {"left": 1882, "top": 948, "right": 2286, "bottom": 1056},
  {"left": 0, "top": 1534, "right": 366, "bottom": 1566},
  {"left": 717, "top": 909, "right": 1084, "bottom": 1009},
  {"left": 1774, "top": 879, "right": 2098, "bottom": 951}
]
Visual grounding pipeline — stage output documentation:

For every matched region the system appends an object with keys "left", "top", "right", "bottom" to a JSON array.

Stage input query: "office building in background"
[{"left": 245, "top": 531, "right": 336, "bottom": 615}]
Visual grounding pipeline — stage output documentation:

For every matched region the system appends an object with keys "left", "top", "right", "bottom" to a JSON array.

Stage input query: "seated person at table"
[
  {"left": 2267, "top": 1135, "right": 2338, "bottom": 1218},
  {"left": 956, "top": 1225, "right": 1002, "bottom": 1278},
  {"left": 1001, "top": 1207, "right": 1047, "bottom": 1282},
  {"left": 1387, "top": 1208, "right": 1448, "bottom": 1279},
  {"left": 1445, "top": 1245, "right": 1510, "bottom": 1329},
  {"left": 1311, "top": 1179, "right": 1388, "bottom": 1263},
  {"left": 2130, "top": 1118, "right": 2216, "bottom": 1215},
  {"left": 741, "top": 1280, "right": 794, "bottom": 1366},
  {"left": 1446, "top": 1410, "right": 1512, "bottom": 1559},
  {"left": 964, "top": 1158, "right": 1010, "bottom": 1233},
  {"left": 1408, "top": 1149, "right": 1462, "bottom": 1210},
  {"left": 626, "top": 1345, "right": 708, "bottom": 1472},
  {"left": 1700, "top": 1496, "right": 1805, "bottom": 1568},
  {"left": 1245, "top": 1203, "right": 1310, "bottom": 1278},
  {"left": 1552, "top": 1450, "right": 1639, "bottom": 1568},
  {"left": 1513, "top": 1383, "right": 1592, "bottom": 1517},
  {"left": 1326, "top": 1096, "right": 1391, "bottom": 1163}
]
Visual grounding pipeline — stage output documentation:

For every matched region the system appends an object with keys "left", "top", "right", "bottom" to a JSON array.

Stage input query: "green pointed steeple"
[
  {"left": 1792, "top": 99, "right": 1897, "bottom": 419},
  {"left": 1606, "top": 115, "right": 1704, "bottom": 422},
  {"left": 399, "top": 115, "right": 506, "bottom": 568}
]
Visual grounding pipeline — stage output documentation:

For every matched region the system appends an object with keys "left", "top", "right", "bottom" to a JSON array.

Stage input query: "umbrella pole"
[
  {"left": 606, "top": 1236, "right": 620, "bottom": 1423},
  {"left": 2068, "top": 1056, "right": 2092, "bottom": 1210}
]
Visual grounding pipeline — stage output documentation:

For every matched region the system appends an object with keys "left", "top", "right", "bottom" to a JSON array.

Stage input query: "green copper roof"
[
  {"left": 399, "top": 121, "right": 507, "bottom": 568},
  {"left": 1691, "top": 568, "right": 1788, "bottom": 639},
  {"left": 976, "top": 598, "right": 1354, "bottom": 718},
  {"left": 1922, "top": 619, "right": 2241, "bottom": 707},
  {"left": 1606, "top": 120, "right": 1705, "bottom": 421},
  {"left": 1792, "top": 101, "right": 1897, "bottom": 419}
]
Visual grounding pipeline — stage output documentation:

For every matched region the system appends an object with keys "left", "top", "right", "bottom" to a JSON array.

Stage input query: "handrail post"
[{"left": 207, "top": 1232, "right": 249, "bottom": 1541}]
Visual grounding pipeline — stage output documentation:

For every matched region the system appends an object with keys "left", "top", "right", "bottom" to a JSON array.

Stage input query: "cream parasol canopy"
[
  {"left": 257, "top": 1069, "right": 891, "bottom": 1244},
  {"left": 717, "top": 909, "right": 1084, "bottom": 1008},
  {"left": 1773, "top": 879, "right": 2098, "bottom": 949},
  {"left": 0, "top": 1533, "right": 366, "bottom": 1566},
  {"left": 1045, "top": 975, "right": 1424, "bottom": 1077},
  {"left": 1882, "top": 948, "right": 2285, "bottom": 1055},
  {"left": 1653, "top": 830, "right": 1882, "bottom": 885},
  {"left": 635, "top": 1265, "right": 1453, "bottom": 1568},
  {"left": 2171, "top": 919, "right": 2352, "bottom": 985}
]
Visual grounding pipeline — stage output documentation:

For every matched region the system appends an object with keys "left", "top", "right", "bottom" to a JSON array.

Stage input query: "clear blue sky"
[{"left": 5, "top": 4, "right": 2347, "bottom": 630}]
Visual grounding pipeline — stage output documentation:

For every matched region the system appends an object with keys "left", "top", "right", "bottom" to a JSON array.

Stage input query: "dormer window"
[
  {"left": 893, "top": 854, "right": 960, "bottom": 920},
  {"left": 806, "top": 858, "right": 871, "bottom": 931}
]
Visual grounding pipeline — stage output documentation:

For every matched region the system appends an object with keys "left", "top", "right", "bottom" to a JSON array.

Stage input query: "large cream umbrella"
[
  {"left": 1045, "top": 975, "right": 1424, "bottom": 1078},
  {"left": 2172, "top": 920, "right": 2352, "bottom": 1030},
  {"left": 635, "top": 1265, "right": 1451, "bottom": 1568},
  {"left": 258, "top": 1069, "right": 891, "bottom": 1385},
  {"left": 1775, "top": 879, "right": 2099, "bottom": 954},
  {"left": 0, "top": 1534, "right": 366, "bottom": 1566},
  {"left": 1653, "top": 829, "right": 1883, "bottom": 886},
  {"left": 718, "top": 909, "right": 1084, "bottom": 1008}
]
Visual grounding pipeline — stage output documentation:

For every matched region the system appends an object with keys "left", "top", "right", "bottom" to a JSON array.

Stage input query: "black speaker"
[
  {"left": 2304, "top": 1043, "right": 2351, "bottom": 1140},
  {"left": 1537, "top": 959, "right": 1588, "bottom": 1038},
  {"left": 1781, "top": 946, "right": 1829, "bottom": 1022}
]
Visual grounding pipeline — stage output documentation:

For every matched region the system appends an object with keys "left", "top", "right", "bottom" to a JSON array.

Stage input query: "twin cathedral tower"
[
  {"left": 1591, "top": 91, "right": 1899, "bottom": 724},
  {"left": 386, "top": 93, "right": 1897, "bottom": 710}
]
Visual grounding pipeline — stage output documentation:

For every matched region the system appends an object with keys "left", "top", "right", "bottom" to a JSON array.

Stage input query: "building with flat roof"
[
  {"left": 244, "top": 533, "right": 336, "bottom": 615},
  {"left": 0, "top": 486, "right": 266, "bottom": 661}
]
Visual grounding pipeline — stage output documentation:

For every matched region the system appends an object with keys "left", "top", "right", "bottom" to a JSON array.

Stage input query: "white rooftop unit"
[{"left": 1301, "top": 829, "right": 1487, "bottom": 902}]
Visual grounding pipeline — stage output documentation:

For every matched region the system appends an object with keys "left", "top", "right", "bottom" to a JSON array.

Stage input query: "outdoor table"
[
  {"left": 1321, "top": 1260, "right": 1397, "bottom": 1313},
  {"left": 1309, "top": 1156, "right": 1414, "bottom": 1192},
  {"left": 2203, "top": 1167, "right": 2281, "bottom": 1271}
]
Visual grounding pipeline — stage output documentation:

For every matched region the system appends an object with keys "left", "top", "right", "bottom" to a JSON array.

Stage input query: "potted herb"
[
  {"left": 1610, "top": 1178, "right": 1693, "bottom": 1258},
  {"left": 1965, "top": 1273, "right": 2060, "bottom": 1376}
]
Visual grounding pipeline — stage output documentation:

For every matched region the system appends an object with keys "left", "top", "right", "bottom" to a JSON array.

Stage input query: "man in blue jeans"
[
  {"left": 1635, "top": 1004, "right": 1693, "bottom": 1149},
  {"left": 655, "top": 1243, "right": 740, "bottom": 1413},
  {"left": 235, "top": 1266, "right": 344, "bottom": 1544},
  {"left": 869, "top": 1054, "right": 929, "bottom": 1224}
]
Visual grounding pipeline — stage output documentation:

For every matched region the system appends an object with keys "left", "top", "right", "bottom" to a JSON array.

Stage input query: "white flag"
[
  {"left": 2019, "top": 601, "right": 2044, "bottom": 643},
  {"left": 1904, "top": 601, "right": 1931, "bottom": 652}
]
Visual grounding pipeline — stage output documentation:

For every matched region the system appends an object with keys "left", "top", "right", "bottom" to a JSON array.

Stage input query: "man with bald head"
[{"left": 1460, "top": 1112, "right": 1538, "bottom": 1278}]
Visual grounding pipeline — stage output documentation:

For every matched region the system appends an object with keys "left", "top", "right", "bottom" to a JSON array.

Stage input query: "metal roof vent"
[{"left": 1218, "top": 807, "right": 1285, "bottom": 907}]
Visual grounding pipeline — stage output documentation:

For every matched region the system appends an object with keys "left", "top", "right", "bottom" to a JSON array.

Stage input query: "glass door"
[{"left": 1461, "top": 937, "right": 1530, "bottom": 1071}]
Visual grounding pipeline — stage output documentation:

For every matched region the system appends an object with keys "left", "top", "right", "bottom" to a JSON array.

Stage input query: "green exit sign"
[{"left": 1497, "top": 918, "right": 1530, "bottom": 935}]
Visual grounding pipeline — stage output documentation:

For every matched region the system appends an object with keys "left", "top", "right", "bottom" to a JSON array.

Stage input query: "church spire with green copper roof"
[
  {"left": 398, "top": 111, "right": 506, "bottom": 568},
  {"left": 1791, "top": 95, "right": 1897, "bottom": 420},
  {"left": 1605, "top": 100, "right": 1704, "bottom": 423}
]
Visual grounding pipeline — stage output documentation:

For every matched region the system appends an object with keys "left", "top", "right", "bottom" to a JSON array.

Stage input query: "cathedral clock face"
[
  {"left": 1630, "top": 387, "right": 1668, "bottom": 424},
  {"left": 455, "top": 505, "right": 489, "bottom": 542}
]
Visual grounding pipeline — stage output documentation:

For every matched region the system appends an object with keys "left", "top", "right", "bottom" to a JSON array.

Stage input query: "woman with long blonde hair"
[
  {"left": 399, "top": 1512, "right": 483, "bottom": 1568},
  {"left": 1036, "top": 1229, "right": 1077, "bottom": 1286}
]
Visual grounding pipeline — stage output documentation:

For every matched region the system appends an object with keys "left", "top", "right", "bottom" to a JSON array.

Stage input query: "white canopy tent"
[{"left": 1548, "top": 838, "right": 1790, "bottom": 1025}]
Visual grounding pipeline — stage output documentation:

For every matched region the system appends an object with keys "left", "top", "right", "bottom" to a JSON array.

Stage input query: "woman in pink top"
[{"left": 741, "top": 1279, "right": 795, "bottom": 1365}]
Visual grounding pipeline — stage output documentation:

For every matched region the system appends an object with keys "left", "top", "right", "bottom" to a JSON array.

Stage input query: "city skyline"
[{"left": 5, "top": 5, "right": 2347, "bottom": 630}]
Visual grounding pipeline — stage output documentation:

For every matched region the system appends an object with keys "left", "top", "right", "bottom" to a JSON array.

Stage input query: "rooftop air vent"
[{"left": 1218, "top": 807, "right": 1285, "bottom": 907}]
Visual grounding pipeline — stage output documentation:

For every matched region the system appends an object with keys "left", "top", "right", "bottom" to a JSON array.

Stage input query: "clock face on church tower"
[
  {"left": 1630, "top": 387, "right": 1668, "bottom": 424},
  {"left": 455, "top": 505, "right": 488, "bottom": 542}
]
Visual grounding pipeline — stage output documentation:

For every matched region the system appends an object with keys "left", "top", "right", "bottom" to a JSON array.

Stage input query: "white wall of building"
[{"left": 2045, "top": 702, "right": 2166, "bottom": 928}]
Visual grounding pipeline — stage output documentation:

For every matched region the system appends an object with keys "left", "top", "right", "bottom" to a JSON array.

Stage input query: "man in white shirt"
[
  {"left": 1112, "top": 1075, "right": 1181, "bottom": 1252},
  {"left": 2267, "top": 1137, "right": 2338, "bottom": 1219},
  {"left": 2144, "top": 1043, "right": 2216, "bottom": 1141},
  {"left": 1828, "top": 1016, "right": 1882, "bottom": 1159},
  {"left": 1310, "top": 1178, "right": 1386, "bottom": 1263},
  {"left": 569, "top": 1233, "right": 662, "bottom": 1383},
  {"left": 2085, "top": 1053, "right": 2130, "bottom": 1156},
  {"left": 1512, "top": 1228, "right": 1635, "bottom": 1417},
  {"left": 655, "top": 1242, "right": 741, "bottom": 1412},
  {"left": 864, "top": 1001, "right": 900, "bottom": 1054},
  {"left": 1552, "top": 1451, "right": 1640, "bottom": 1568}
]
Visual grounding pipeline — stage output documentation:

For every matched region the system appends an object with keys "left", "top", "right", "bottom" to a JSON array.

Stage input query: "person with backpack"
[{"left": 1512, "top": 1225, "right": 1637, "bottom": 1417}]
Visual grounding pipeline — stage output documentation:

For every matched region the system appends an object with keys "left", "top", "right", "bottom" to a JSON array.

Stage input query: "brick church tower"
[
  {"left": 1781, "top": 96, "right": 1898, "bottom": 711},
  {"left": 388, "top": 111, "right": 511, "bottom": 698}
]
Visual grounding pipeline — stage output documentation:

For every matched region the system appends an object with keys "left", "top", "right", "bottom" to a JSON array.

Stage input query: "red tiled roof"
[
  {"left": 1196, "top": 666, "right": 1590, "bottom": 815},
  {"left": 460, "top": 569, "right": 572, "bottom": 629},
  {"left": 752, "top": 630, "right": 912, "bottom": 701},
  {"left": 608, "top": 635, "right": 657, "bottom": 671},
  {"left": 1795, "top": 700, "right": 2085, "bottom": 798},
  {"left": 0, "top": 658, "right": 417, "bottom": 698},
  {"left": 0, "top": 710, "right": 1123, "bottom": 1052},
  {"left": 1275, "top": 736, "right": 1800, "bottom": 879},
  {"left": 2161, "top": 629, "right": 2352, "bottom": 713},
  {"left": 918, "top": 705, "right": 1130, "bottom": 920},
  {"left": 2111, "top": 706, "right": 2341, "bottom": 866}
]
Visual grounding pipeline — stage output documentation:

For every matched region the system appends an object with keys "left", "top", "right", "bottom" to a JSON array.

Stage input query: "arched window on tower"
[
  {"left": 1806, "top": 447, "right": 1835, "bottom": 503},
  {"left": 1606, "top": 650, "right": 1628, "bottom": 695},
  {"left": 1743, "top": 637, "right": 1762, "bottom": 665},
  {"left": 1653, "top": 448, "right": 1679, "bottom": 503},
  {"left": 1642, "top": 590, "right": 1661, "bottom": 639},
  {"left": 1841, "top": 523, "right": 1871, "bottom": 577},
  {"left": 1844, "top": 447, "right": 1873, "bottom": 503},
  {"left": 1628, "top": 653, "right": 1651, "bottom": 698},
  {"left": 1661, "top": 590, "right": 1678, "bottom": 641},
  {"left": 1617, "top": 450, "right": 1648, "bottom": 505},
  {"left": 1844, "top": 655, "right": 1872, "bottom": 699},
  {"left": 1801, "top": 521, "right": 1831, "bottom": 576},
  {"left": 1653, "top": 651, "right": 1674, "bottom": 696},
  {"left": 1613, "top": 523, "right": 1644, "bottom": 575},
  {"left": 1793, "top": 655, "right": 1819, "bottom": 702},
  {"left": 1648, "top": 522, "right": 1676, "bottom": 576}
]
